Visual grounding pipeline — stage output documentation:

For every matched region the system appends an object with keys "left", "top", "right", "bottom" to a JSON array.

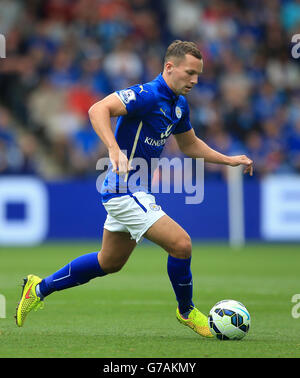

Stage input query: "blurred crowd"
[{"left": 0, "top": 0, "right": 300, "bottom": 180}]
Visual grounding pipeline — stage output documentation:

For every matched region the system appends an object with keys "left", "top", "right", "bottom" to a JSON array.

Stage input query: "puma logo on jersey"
[
  {"left": 160, "top": 108, "right": 167, "bottom": 117},
  {"left": 139, "top": 85, "right": 148, "bottom": 94}
]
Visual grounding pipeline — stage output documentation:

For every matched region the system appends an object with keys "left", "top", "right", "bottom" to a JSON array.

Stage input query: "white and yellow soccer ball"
[{"left": 208, "top": 299, "right": 251, "bottom": 340}]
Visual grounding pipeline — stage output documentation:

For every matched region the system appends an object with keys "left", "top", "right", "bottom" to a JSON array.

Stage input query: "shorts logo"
[
  {"left": 119, "top": 89, "right": 136, "bottom": 104},
  {"left": 149, "top": 203, "right": 161, "bottom": 211},
  {"left": 175, "top": 106, "right": 182, "bottom": 119}
]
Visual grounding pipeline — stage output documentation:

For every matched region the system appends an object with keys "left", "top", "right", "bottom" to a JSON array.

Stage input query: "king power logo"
[
  {"left": 161, "top": 123, "right": 173, "bottom": 139},
  {"left": 0, "top": 34, "right": 6, "bottom": 58}
]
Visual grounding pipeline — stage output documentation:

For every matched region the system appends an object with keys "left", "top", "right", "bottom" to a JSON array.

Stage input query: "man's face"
[{"left": 165, "top": 54, "right": 203, "bottom": 96}]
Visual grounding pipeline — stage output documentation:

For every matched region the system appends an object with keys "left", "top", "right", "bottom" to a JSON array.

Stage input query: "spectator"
[
  {"left": 252, "top": 81, "right": 283, "bottom": 123},
  {"left": 103, "top": 38, "right": 144, "bottom": 90},
  {"left": 281, "top": 0, "right": 300, "bottom": 31}
]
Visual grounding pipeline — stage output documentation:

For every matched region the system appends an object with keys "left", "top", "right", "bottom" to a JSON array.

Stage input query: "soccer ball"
[{"left": 208, "top": 299, "right": 251, "bottom": 340}]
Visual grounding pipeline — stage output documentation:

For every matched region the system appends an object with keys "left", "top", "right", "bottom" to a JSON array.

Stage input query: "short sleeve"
[
  {"left": 115, "top": 84, "right": 156, "bottom": 117},
  {"left": 172, "top": 97, "right": 192, "bottom": 135}
]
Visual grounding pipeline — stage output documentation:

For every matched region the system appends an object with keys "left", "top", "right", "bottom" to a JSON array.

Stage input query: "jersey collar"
[{"left": 156, "top": 73, "right": 179, "bottom": 102}]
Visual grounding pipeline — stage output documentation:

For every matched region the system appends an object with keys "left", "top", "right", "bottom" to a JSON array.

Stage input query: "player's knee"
[
  {"left": 102, "top": 262, "right": 124, "bottom": 274},
  {"left": 98, "top": 251, "right": 127, "bottom": 274},
  {"left": 170, "top": 235, "right": 192, "bottom": 259}
]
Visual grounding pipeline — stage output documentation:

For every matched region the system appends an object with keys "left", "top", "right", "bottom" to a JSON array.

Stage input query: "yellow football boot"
[
  {"left": 15, "top": 274, "right": 44, "bottom": 327},
  {"left": 176, "top": 307, "right": 213, "bottom": 338}
]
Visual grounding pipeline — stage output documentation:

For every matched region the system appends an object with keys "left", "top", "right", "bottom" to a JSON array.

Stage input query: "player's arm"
[
  {"left": 88, "top": 93, "right": 130, "bottom": 174},
  {"left": 174, "top": 129, "right": 253, "bottom": 175}
]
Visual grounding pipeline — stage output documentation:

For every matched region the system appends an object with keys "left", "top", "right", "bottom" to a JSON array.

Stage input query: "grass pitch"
[{"left": 0, "top": 242, "right": 300, "bottom": 358}]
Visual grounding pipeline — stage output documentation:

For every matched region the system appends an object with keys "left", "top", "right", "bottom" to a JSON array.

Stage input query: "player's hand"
[
  {"left": 109, "top": 146, "right": 132, "bottom": 175},
  {"left": 228, "top": 155, "right": 253, "bottom": 176}
]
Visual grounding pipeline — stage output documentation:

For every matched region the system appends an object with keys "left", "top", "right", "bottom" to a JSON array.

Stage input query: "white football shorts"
[{"left": 103, "top": 192, "right": 166, "bottom": 244}]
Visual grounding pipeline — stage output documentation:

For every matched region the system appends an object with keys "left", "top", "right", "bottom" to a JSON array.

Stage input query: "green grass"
[{"left": 0, "top": 242, "right": 300, "bottom": 358}]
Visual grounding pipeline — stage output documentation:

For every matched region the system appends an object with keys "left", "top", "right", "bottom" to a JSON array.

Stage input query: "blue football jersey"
[{"left": 100, "top": 73, "right": 192, "bottom": 202}]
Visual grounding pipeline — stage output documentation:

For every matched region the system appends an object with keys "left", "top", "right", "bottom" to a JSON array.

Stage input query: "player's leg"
[
  {"left": 36, "top": 229, "right": 136, "bottom": 297},
  {"left": 144, "top": 214, "right": 193, "bottom": 315},
  {"left": 144, "top": 214, "right": 213, "bottom": 338},
  {"left": 144, "top": 214, "right": 192, "bottom": 259},
  {"left": 97, "top": 229, "right": 137, "bottom": 273},
  {"left": 15, "top": 229, "right": 136, "bottom": 327}
]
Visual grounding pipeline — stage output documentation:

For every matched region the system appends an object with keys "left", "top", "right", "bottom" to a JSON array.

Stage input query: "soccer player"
[{"left": 15, "top": 40, "right": 253, "bottom": 337}]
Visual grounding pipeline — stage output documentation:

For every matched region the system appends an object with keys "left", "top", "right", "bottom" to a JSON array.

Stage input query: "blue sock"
[
  {"left": 167, "top": 255, "right": 194, "bottom": 316},
  {"left": 36, "top": 252, "right": 107, "bottom": 299}
]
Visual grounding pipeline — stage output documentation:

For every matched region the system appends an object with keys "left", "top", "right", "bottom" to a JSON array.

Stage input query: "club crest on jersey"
[
  {"left": 149, "top": 203, "right": 161, "bottom": 211},
  {"left": 175, "top": 106, "right": 182, "bottom": 119},
  {"left": 119, "top": 89, "right": 136, "bottom": 104}
]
